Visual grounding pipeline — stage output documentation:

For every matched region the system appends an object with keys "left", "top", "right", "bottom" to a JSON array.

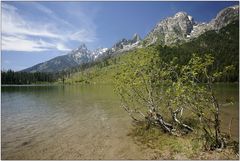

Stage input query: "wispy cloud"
[
  {"left": 2, "top": 35, "right": 55, "bottom": 52},
  {"left": 31, "top": 2, "right": 76, "bottom": 30},
  {"left": 69, "top": 29, "right": 97, "bottom": 42},
  {"left": 1, "top": 2, "right": 97, "bottom": 52},
  {"left": 2, "top": 3, "right": 61, "bottom": 38}
]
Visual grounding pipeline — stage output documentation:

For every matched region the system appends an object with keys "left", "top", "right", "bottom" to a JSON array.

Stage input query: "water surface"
[{"left": 1, "top": 84, "right": 239, "bottom": 159}]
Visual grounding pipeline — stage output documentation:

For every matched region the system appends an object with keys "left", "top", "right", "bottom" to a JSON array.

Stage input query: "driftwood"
[
  {"left": 148, "top": 111, "right": 173, "bottom": 132},
  {"left": 170, "top": 107, "right": 193, "bottom": 132}
]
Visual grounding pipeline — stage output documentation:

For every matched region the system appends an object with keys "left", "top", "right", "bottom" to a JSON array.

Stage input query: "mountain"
[
  {"left": 22, "top": 44, "right": 94, "bottom": 73},
  {"left": 22, "top": 33, "right": 143, "bottom": 73},
  {"left": 65, "top": 19, "right": 239, "bottom": 84},
  {"left": 22, "top": 55, "right": 77, "bottom": 73},
  {"left": 84, "top": 33, "right": 142, "bottom": 64},
  {"left": 92, "top": 48, "right": 109, "bottom": 60},
  {"left": 143, "top": 5, "right": 239, "bottom": 46},
  {"left": 209, "top": 5, "right": 239, "bottom": 30},
  {"left": 22, "top": 5, "right": 238, "bottom": 73},
  {"left": 68, "top": 44, "right": 92, "bottom": 64},
  {"left": 109, "top": 33, "right": 142, "bottom": 54}
]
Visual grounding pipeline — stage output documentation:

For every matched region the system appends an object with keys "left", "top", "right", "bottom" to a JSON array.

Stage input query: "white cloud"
[
  {"left": 1, "top": 3, "right": 98, "bottom": 52},
  {"left": 2, "top": 34, "right": 72, "bottom": 52},
  {"left": 70, "top": 29, "right": 96, "bottom": 42},
  {"left": 56, "top": 43, "right": 71, "bottom": 52},
  {"left": 2, "top": 3, "right": 61, "bottom": 39},
  {"left": 2, "top": 35, "right": 54, "bottom": 52}
]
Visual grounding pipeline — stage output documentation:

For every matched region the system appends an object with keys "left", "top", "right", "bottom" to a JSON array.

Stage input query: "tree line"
[
  {"left": 1, "top": 20, "right": 238, "bottom": 85},
  {"left": 1, "top": 70, "right": 59, "bottom": 84}
]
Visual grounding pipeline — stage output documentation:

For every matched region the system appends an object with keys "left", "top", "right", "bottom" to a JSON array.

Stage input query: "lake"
[{"left": 1, "top": 84, "right": 239, "bottom": 159}]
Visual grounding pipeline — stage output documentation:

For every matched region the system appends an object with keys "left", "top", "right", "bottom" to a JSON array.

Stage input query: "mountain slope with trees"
[
  {"left": 64, "top": 20, "right": 239, "bottom": 84},
  {"left": 2, "top": 19, "right": 238, "bottom": 85}
]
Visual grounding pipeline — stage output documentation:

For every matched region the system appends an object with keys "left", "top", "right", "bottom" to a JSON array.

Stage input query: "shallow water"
[
  {"left": 1, "top": 84, "right": 239, "bottom": 159},
  {"left": 214, "top": 83, "right": 239, "bottom": 139}
]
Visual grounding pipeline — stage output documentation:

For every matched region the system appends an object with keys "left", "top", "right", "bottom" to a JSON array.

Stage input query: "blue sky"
[{"left": 1, "top": 1, "right": 239, "bottom": 71}]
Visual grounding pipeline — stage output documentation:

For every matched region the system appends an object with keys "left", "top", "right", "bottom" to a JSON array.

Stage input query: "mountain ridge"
[
  {"left": 143, "top": 5, "right": 239, "bottom": 46},
  {"left": 22, "top": 33, "right": 142, "bottom": 73},
  {"left": 22, "top": 5, "right": 239, "bottom": 73},
  {"left": 64, "top": 19, "right": 239, "bottom": 84}
]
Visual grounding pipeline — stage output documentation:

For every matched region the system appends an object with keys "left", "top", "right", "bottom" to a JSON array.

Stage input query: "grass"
[
  {"left": 63, "top": 51, "right": 133, "bottom": 85},
  {"left": 64, "top": 65, "right": 115, "bottom": 85},
  {"left": 128, "top": 122, "right": 239, "bottom": 160}
]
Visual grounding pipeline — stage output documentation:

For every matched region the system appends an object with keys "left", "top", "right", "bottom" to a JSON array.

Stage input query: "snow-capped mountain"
[
  {"left": 22, "top": 5, "right": 238, "bottom": 73},
  {"left": 68, "top": 44, "right": 92, "bottom": 64},
  {"left": 144, "top": 5, "right": 239, "bottom": 46},
  {"left": 22, "top": 44, "right": 100, "bottom": 73},
  {"left": 91, "top": 33, "right": 142, "bottom": 61},
  {"left": 144, "top": 11, "right": 196, "bottom": 45},
  {"left": 109, "top": 33, "right": 142, "bottom": 54},
  {"left": 92, "top": 48, "right": 109, "bottom": 60}
]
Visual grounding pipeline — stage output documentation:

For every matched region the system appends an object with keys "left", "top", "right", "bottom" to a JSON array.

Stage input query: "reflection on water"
[{"left": 1, "top": 84, "right": 239, "bottom": 159}]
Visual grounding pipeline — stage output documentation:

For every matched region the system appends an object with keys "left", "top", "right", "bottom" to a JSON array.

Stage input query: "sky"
[{"left": 1, "top": 1, "right": 239, "bottom": 71}]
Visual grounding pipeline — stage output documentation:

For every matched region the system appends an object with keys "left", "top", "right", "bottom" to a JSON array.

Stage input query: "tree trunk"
[
  {"left": 147, "top": 110, "right": 175, "bottom": 134},
  {"left": 169, "top": 107, "right": 193, "bottom": 133},
  {"left": 207, "top": 80, "right": 225, "bottom": 149}
]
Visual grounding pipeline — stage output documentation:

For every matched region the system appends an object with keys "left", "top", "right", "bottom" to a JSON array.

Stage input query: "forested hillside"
[{"left": 64, "top": 20, "right": 239, "bottom": 84}]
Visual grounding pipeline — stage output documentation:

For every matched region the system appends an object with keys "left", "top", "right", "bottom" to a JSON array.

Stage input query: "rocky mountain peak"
[
  {"left": 172, "top": 11, "right": 195, "bottom": 23},
  {"left": 110, "top": 33, "right": 142, "bottom": 54},
  {"left": 144, "top": 5, "right": 238, "bottom": 46},
  {"left": 67, "top": 43, "right": 92, "bottom": 65},
  {"left": 132, "top": 33, "right": 141, "bottom": 43},
  {"left": 210, "top": 5, "right": 239, "bottom": 30},
  {"left": 173, "top": 12, "right": 194, "bottom": 21},
  {"left": 174, "top": 11, "right": 188, "bottom": 18},
  {"left": 69, "top": 43, "right": 90, "bottom": 56},
  {"left": 92, "top": 47, "right": 109, "bottom": 60},
  {"left": 22, "top": 5, "right": 239, "bottom": 73},
  {"left": 145, "top": 11, "right": 196, "bottom": 45},
  {"left": 74, "top": 44, "right": 88, "bottom": 52}
]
